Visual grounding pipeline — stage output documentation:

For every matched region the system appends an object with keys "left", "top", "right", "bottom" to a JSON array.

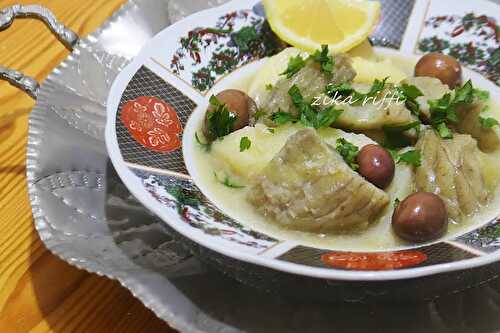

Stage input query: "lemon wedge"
[{"left": 263, "top": 0, "right": 381, "bottom": 53}]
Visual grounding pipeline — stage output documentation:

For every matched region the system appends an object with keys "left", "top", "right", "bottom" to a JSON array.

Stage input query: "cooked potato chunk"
[
  {"left": 403, "top": 76, "right": 450, "bottom": 119},
  {"left": 351, "top": 57, "right": 407, "bottom": 84}
]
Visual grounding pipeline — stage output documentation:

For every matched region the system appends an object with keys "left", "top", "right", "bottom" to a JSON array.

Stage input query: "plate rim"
[{"left": 105, "top": 0, "right": 500, "bottom": 281}]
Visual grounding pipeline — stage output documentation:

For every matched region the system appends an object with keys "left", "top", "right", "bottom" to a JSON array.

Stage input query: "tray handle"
[
  {"left": 0, "top": 4, "right": 80, "bottom": 99},
  {"left": 0, "top": 65, "right": 39, "bottom": 99}
]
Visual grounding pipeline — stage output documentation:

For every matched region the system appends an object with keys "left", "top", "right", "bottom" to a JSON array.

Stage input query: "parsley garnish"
[
  {"left": 195, "top": 132, "right": 211, "bottom": 151},
  {"left": 288, "top": 85, "right": 343, "bottom": 128},
  {"left": 310, "top": 44, "right": 334, "bottom": 74},
  {"left": 316, "top": 106, "right": 344, "bottom": 128},
  {"left": 281, "top": 45, "right": 335, "bottom": 79},
  {"left": 366, "top": 77, "right": 390, "bottom": 98},
  {"left": 268, "top": 128, "right": 275, "bottom": 134},
  {"left": 428, "top": 80, "right": 478, "bottom": 139},
  {"left": 325, "top": 82, "right": 355, "bottom": 98},
  {"left": 335, "top": 138, "right": 359, "bottom": 171},
  {"left": 325, "top": 77, "right": 389, "bottom": 105},
  {"left": 479, "top": 117, "right": 500, "bottom": 128},
  {"left": 205, "top": 95, "right": 237, "bottom": 141},
  {"left": 394, "top": 198, "right": 401, "bottom": 208},
  {"left": 265, "top": 83, "right": 273, "bottom": 91},
  {"left": 280, "top": 55, "right": 307, "bottom": 79},
  {"left": 436, "top": 122, "right": 453, "bottom": 139},
  {"left": 253, "top": 109, "right": 266, "bottom": 121},
  {"left": 395, "top": 149, "right": 421, "bottom": 167},
  {"left": 397, "top": 84, "right": 424, "bottom": 115},
  {"left": 239, "top": 136, "right": 251, "bottom": 152},
  {"left": 214, "top": 171, "right": 245, "bottom": 189},
  {"left": 474, "top": 88, "right": 490, "bottom": 101},
  {"left": 382, "top": 121, "right": 421, "bottom": 149},
  {"left": 454, "top": 80, "right": 474, "bottom": 104},
  {"left": 270, "top": 110, "right": 297, "bottom": 125}
]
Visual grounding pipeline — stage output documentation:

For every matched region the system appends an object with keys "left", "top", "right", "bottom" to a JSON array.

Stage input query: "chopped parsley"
[
  {"left": 397, "top": 84, "right": 424, "bottom": 115},
  {"left": 239, "top": 136, "right": 251, "bottom": 152},
  {"left": 454, "top": 80, "right": 474, "bottom": 104},
  {"left": 428, "top": 80, "right": 479, "bottom": 139},
  {"left": 280, "top": 55, "right": 307, "bottom": 79},
  {"left": 205, "top": 95, "right": 237, "bottom": 141},
  {"left": 214, "top": 171, "right": 245, "bottom": 189},
  {"left": 475, "top": 91, "right": 493, "bottom": 128},
  {"left": 395, "top": 149, "right": 422, "bottom": 167},
  {"left": 382, "top": 121, "right": 421, "bottom": 149},
  {"left": 270, "top": 110, "right": 297, "bottom": 125},
  {"left": 436, "top": 122, "right": 453, "bottom": 139},
  {"left": 310, "top": 44, "right": 334, "bottom": 74},
  {"left": 325, "top": 77, "right": 389, "bottom": 105},
  {"left": 265, "top": 83, "right": 273, "bottom": 91},
  {"left": 288, "top": 85, "right": 343, "bottom": 128},
  {"left": 281, "top": 45, "right": 335, "bottom": 79},
  {"left": 315, "top": 106, "right": 344, "bottom": 128},
  {"left": 268, "top": 128, "right": 275, "bottom": 134},
  {"left": 325, "top": 82, "right": 355, "bottom": 97},
  {"left": 366, "top": 77, "right": 390, "bottom": 98},
  {"left": 474, "top": 88, "right": 490, "bottom": 101},
  {"left": 335, "top": 138, "right": 359, "bottom": 171},
  {"left": 394, "top": 198, "right": 401, "bottom": 208},
  {"left": 253, "top": 109, "right": 266, "bottom": 121},
  {"left": 479, "top": 116, "right": 499, "bottom": 129}
]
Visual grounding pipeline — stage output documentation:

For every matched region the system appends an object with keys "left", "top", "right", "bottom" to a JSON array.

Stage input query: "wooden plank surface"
[{"left": 0, "top": 1, "right": 176, "bottom": 332}]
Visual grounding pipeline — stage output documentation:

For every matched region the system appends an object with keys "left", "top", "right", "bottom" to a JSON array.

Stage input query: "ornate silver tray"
[{"left": 3, "top": 0, "right": 500, "bottom": 331}]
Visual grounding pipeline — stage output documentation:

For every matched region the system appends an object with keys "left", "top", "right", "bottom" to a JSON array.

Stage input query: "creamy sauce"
[{"left": 189, "top": 51, "right": 500, "bottom": 251}]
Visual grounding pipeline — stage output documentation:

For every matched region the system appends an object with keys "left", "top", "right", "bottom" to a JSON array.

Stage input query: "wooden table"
[{"left": 0, "top": 1, "right": 176, "bottom": 331}]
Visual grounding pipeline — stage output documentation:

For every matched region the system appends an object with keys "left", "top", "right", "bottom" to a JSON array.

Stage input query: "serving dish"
[
  {"left": 8, "top": 0, "right": 500, "bottom": 331},
  {"left": 106, "top": 0, "right": 500, "bottom": 282}
]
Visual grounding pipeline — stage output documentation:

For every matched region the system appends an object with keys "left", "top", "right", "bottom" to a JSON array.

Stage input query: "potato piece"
[
  {"left": 351, "top": 57, "right": 407, "bottom": 84},
  {"left": 455, "top": 103, "right": 500, "bottom": 152},
  {"left": 347, "top": 39, "right": 377, "bottom": 60},
  {"left": 403, "top": 76, "right": 450, "bottom": 119},
  {"left": 247, "top": 47, "right": 304, "bottom": 103},
  {"left": 211, "top": 124, "right": 379, "bottom": 180},
  {"left": 210, "top": 124, "right": 300, "bottom": 180}
]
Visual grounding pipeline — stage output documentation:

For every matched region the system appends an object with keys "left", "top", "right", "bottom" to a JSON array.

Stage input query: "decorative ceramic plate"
[{"left": 106, "top": 0, "right": 500, "bottom": 281}]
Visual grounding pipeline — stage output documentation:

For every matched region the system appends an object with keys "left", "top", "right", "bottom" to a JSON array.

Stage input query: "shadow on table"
[{"left": 32, "top": 161, "right": 500, "bottom": 333}]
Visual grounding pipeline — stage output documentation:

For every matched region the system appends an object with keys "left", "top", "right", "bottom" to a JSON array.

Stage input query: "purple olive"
[
  {"left": 415, "top": 53, "right": 462, "bottom": 88},
  {"left": 392, "top": 192, "right": 448, "bottom": 243},
  {"left": 357, "top": 144, "right": 395, "bottom": 189}
]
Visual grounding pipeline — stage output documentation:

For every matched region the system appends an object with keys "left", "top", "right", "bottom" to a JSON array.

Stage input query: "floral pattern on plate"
[
  {"left": 131, "top": 168, "right": 277, "bottom": 251},
  {"left": 169, "top": 5, "right": 285, "bottom": 93},
  {"left": 121, "top": 96, "right": 183, "bottom": 153},
  {"left": 418, "top": 5, "right": 500, "bottom": 86}
]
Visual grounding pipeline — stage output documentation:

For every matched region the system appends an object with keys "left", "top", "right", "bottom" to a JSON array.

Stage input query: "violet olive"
[
  {"left": 357, "top": 144, "right": 395, "bottom": 189},
  {"left": 206, "top": 89, "right": 254, "bottom": 132},
  {"left": 392, "top": 192, "right": 448, "bottom": 243},
  {"left": 415, "top": 53, "right": 462, "bottom": 89}
]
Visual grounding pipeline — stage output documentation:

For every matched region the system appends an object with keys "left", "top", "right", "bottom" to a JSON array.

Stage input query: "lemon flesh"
[{"left": 264, "top": 0, "right": 381, "bottom": 53}]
